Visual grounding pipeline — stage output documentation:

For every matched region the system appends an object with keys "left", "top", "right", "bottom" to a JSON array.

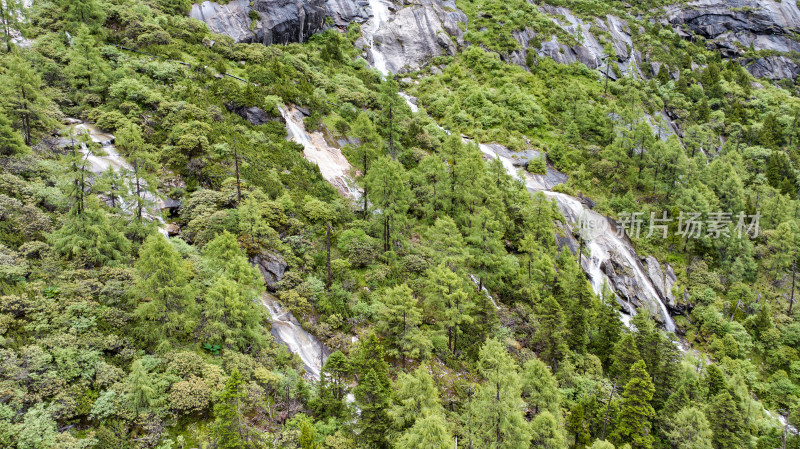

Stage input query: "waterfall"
[
  {"left": 69, "top": 122, "right": 167, "bottom": 235},
  {"left": 469, "top": 274, "right": 500, "bottom": 310},
  {"left": 399, "top": 93, "right": 674, "bottom": 332},
  {"left": 366, "top": 0, "right": 391, "bottom": 75},
  {"left": 261, "top": 294, "right": 327, "bottom": 380},
  {"left": 479, "top": 142, "right": 676, "bottom": 333},
  {"left": 277, "top": 105, "right": 361, "bottom": 199}
]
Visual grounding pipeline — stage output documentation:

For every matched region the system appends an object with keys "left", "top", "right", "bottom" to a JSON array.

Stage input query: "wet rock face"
[
  {"left": 666, "top": 0, "right": 800, "bottom": 78},
  {"left": 326, "top": 0, "right": 371, "bottom": 27},
  {"left": 253, "top": 252, "right": 288, "bottom": 291},
  {"left": 365, "top": 0, "right": 467, "bottom": 73},
  {"left": 745, "top": 55, "right": 800, "bottom": 80},
  {"left": 191, "top": 0, "right": 328, "bottom": 44},
  {"left": 667, "top": 0, "right": 800, "bottom": 40},
  {"left": 509, "top": 7, "right": 642, "bottom": 80}
]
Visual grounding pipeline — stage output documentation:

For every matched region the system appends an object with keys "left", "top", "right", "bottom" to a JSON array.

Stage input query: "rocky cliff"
[
  {"left": 509, "top": 7, "right": 643, "bottom": 81},
  {"left": 666, "top": 0, "right": 800, "bottom": 79},
  {"left": 190, "top": 0, "right": 800, "bottom": 78},
  {"left": 358, "top": 0, "right": 467, "bottom": 74},
  {"left": 190, "top": 0, "right": 334, "bottom": 44}
]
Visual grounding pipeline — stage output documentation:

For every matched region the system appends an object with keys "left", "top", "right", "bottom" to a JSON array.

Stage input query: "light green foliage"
[
  {"left": 213, "top": 369, "right": 246, "bottom": 449},
  {"left": 469, "top": 338, "right": 531, "bottom": 449},
  {"left": 49, "top": 201, "right": 131, "bottom": 267},
  {"left": 375, "top": 283, "right": 429, "bottom": 363},
  {"left": 134, "top": 233, "right": 195, "bottom": 344},
  {"left": 389, "top": 365, "right": 444, "bottom": 430},
  {"left": 666, "top": 407, "right": 713, "bottom": 449}
]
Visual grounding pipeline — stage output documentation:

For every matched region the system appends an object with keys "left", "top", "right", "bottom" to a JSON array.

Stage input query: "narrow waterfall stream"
[
  {"left": 365, "top": 0, "right": 391, "bottom": 75},
  {"left": 261, "top": 294, "right": 326, "bottom": 380},
  {"left": 68, "top": 122, "right": 167, "bottom": 234},
  {"left": 399, "top": 94, "right": 677, "bottom": 333},
  {"left": 278, "top": 105, "right": 360, "bottom": 199}
]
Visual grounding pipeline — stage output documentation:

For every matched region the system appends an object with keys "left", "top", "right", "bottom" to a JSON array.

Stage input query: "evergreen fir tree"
[
  {"left": 134, "top": 233, "right": 195, "bottom": 344},
  {"left": 355, "top": 369, "right": 391, "bottom": 449},
  {"left": 707, "top": 392, "right": 744, "bottom": 449},
  {"left": 470, "top": 338, "right": 531, "bottom": 449},
  {"left": 612, "top": 360, "right": 655, "bottom": 449},
  {"left": 213, "top": 369, "right": 247, "bottom": 449},
  {"left": 396, "top": 413, "right": 454, "bottom": 449},
  {"left": 0, "top": 113, "right": 27, "bottom": 155}
]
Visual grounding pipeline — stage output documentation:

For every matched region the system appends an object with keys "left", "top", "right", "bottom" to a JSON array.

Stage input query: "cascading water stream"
[
  {"left": 261, "top": 294, "right": 326, "bottom": 380},
  {"left": 69, "top": 123, "right": 167, "bottom": 235},
  {"left": 366, "top": 0, "right": 391, "bottom": 75},
  {"left": 399, "top": 94, "right": 677, "bottom": 332},
  {"left": 277, "top": 104, "right": 360, "bottom": 199}
]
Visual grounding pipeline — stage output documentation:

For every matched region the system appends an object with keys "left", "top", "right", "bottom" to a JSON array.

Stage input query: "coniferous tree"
[
  {"left": 127, "top": 359, "right": 155, "bottom": 418},
  {"left": 355, "top": 369, "right": 391, "bottom": 449},
  {"left": 388, "top": 365, "right": 444, "bottom": 431},
  {"left": 202, "top": 276, "right": 265, "bottom": 351},
  {"left": 66, "top": 25, "right": 109, "bottom": 93},
  {"left": 610, "top": 334, "right": 642, "bottom": 385},
  {"left": 314, "top": 351, "right": 352, "bottom": 420},
  {"left": 214, "top": 369, "right": 247, "bottom": 449},
  {"left": 0, "top": 113, "right": 27, "bottom": 155},
  {"left": 534, "top": 295, "right": 568, "bottom": 370},
  {"left": 364, "top": 155, "right": 410, "bottom": 252},
  {"left": 0, "top": 0, "right": 23, "bottom": 52},
  {"left": 612, "top": 360, "right": 655, "bottom": 449},
  {"left": 530, "top": 411, "right": 567, "bottom": 449},
  {"left": 666, "top": 406, "right": 713, "bottom": 449},
  {"left": 0, "top": 54, "right": 55, "bottom": 145},
  {"left": 396, "top": 413, "right": 454, "bottom": 449},
  {"left": 521, "top": 357, "right": 561, "bottom": 417},
  {"left": 424, "top": 263, "right": 473, "bottom": 355},
  {"left": 375, "top": 283, "right": 428, "bottom": 365},
  {"left": 707, "top": 391, "right": 744, "bottom": 449},
  {"left": 50, "top": 199, "right": 131, "bottom": 267},
  {"left": 469, "top": 338, "right": 531, "bottom": 449},
  {"left": 134, "top": 233, "right": 195, "bottom": 345}
]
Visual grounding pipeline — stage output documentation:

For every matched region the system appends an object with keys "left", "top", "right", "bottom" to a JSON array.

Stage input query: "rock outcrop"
[
  {"left": 360, "top": 0, "right": 467, "bottom": 74},
  {"left": 745, "top": 55, "right": 800, "bottom": 80},
  {"left": 253, "top": 252, "right": 288, "bottom": 291},
  {"left": 226, "top": 104, "right": 282, "bottom": 126},
  {"left": 191, "top": 0, "right": 328, "bottom": 44},
  {"left": 509, "top": 6, "right": 642, "bottom": 80},
  {"left": 643, "top": 255, "right": 678, "bottom": 310},
  {"left": 666, "top": 0, "right": 800, "bottom": 79}
]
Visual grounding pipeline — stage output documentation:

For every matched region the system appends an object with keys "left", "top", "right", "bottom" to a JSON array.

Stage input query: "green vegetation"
[{"left": 1, "top": 0, "right": 800, "bottom": 448}]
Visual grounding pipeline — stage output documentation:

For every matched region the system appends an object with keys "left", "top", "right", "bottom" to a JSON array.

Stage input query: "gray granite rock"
[
  {"left": 745, "top": 55, "right": 800, "bottom": 80},
  {"left": 369, "top": 0, "right": 467, "bottom": 73},
  {"left": 191, "top": 0, "right": 327, "bottom": 44},
  {"left": 253, "top": 252, "right": 288, "bottom": 291}
]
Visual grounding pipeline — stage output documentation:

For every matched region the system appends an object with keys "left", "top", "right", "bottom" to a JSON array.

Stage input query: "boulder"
[
  {"left": 166, "top": 223, "right": 181, "bottom": 237},
  {"left": 227, "top": 104, "right": 282, "bottom": 125},
  {"left": 253, "top": 252, "right": 288, "bottom": 291}
]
